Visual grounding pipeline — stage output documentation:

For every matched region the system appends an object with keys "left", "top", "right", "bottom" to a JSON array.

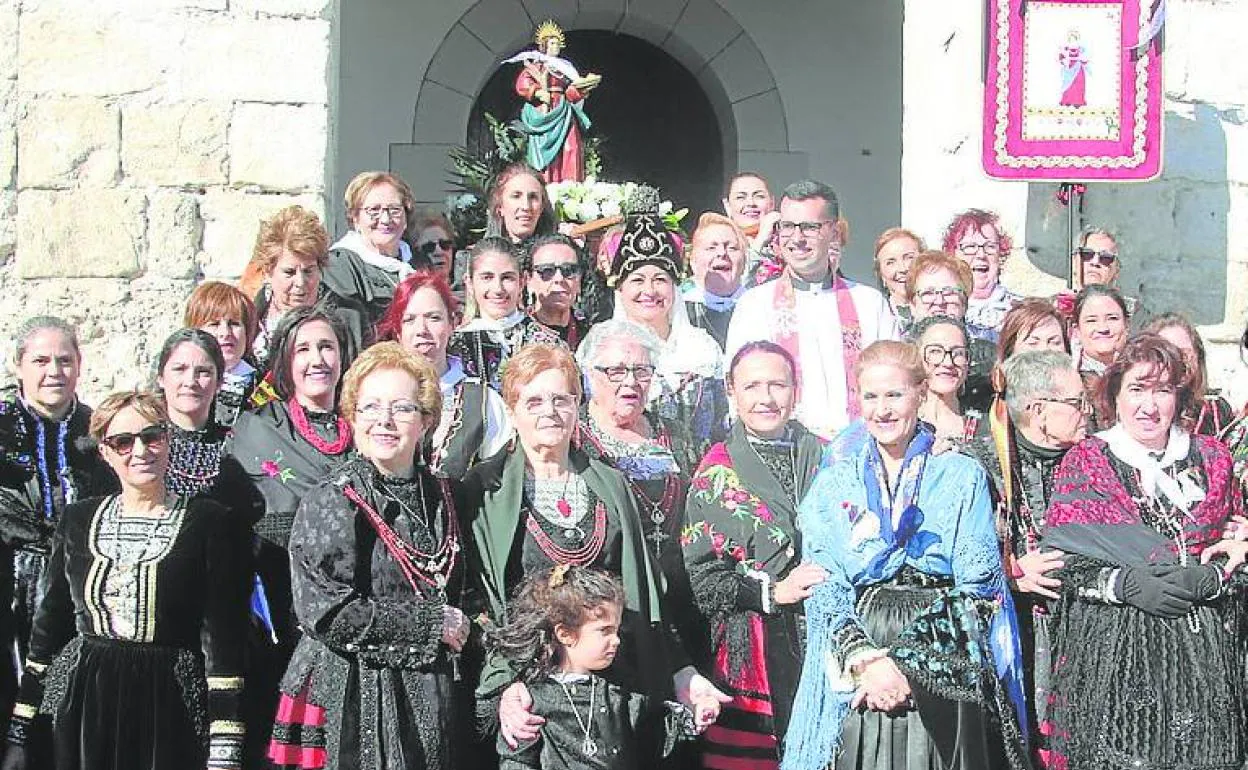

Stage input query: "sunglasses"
[
  {"left": 100, "top": 423, "right": 169, "bottom": 455},
  {"left": 419, "top": 239, "right": 454, "bottom": 255},
  {"left": 1076, "top": 248, "right": 1118, "bottom": 266},
  {"left": 532, "top": 263, "right": 583, "bottom": 281}
]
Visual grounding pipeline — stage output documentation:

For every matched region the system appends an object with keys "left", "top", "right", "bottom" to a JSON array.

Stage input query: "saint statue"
[
  {"left": 504, "top": 20, "right": 602, "bottom": 183},
  {"left": 1058, "top": 29, "right": 1088, "bottom": 108}
]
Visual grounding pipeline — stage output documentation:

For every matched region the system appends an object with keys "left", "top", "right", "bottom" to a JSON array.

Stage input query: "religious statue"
[
  {"left": 1058, "top": 29, "right": 1088, "bottom": 107},
  {"left": 504, "top": 20, "right": 602, "bottom": 183}
]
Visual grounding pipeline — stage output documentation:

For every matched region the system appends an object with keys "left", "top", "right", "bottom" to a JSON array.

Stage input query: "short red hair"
[
  {"left": 941, "top": 209, "right": 1012, "bottom": 260},
  {"left": 376, "top": 269, "right": 459, "bottom": 343}
]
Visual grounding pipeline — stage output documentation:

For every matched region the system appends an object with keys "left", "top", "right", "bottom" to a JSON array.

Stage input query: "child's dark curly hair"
[{"left": 487, "top": 565, "right": 625, "bottom": 681}]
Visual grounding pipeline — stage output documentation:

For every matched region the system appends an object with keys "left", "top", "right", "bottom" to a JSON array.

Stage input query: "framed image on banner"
[{"left": 983, "top": 0, "right": 1164, "bottom": 181}]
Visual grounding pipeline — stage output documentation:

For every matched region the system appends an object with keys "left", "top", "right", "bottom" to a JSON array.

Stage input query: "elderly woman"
[
  {"left": 682, "top": 341, "right": 827, "bottom": 769},
  {"left": 1072, "top": 284, "right": 1130, "bottom": 429},
  {"left": 449, "top": 237, "right": 562, "bottom": 390},
  {"left": 184, "top": 281, "right": 261, "bottom": 428},
  {"left": 485, "top": 163, "right": 558, "bottom": 245},
  {"left": 153, "top": 328, "right": 231, "bottom": 498},
  {"left": 1039, "top": 335, "right": 1247, "bottom": 769},
  {"left": 873, "top": 227, "right": 922, "bottom": 331},
  {"left": 1066, "top": 226, "right": 1147, "bottom": 324},
  {"left": 607, "top": 194, "right": 729, "bottom": 456},
  {"left": 913, "top": 315, "right": 982, "bottom": 449},
  {"left": 1145, "top": 313, "right": 1234, "bottom": 437},
  {"left": 377, "top": 268, "right": 511, "bottom": 478},
  {"left": 0, "top": 317, "right": 117, "bottom": 679},
  {"left": 681, "top": 212, "right": 750, "bottom": 349},
  {"left": 223, "top": 305, "right": 356, "bottom": 764},
  {"left": 246, "top": 205, "right": 368, "bottom": 371},
  {"left": 322, "top": 171, "right": 421, "bottom": 324},
  {"left": 414, "top": 209, "right": 457, "bottom": 281},
  {"left": 906, "top": 250, "right": 996, "bottom": 413},
  {"left": 267, "top": 343, "right": 470, "bottom": 770},
  {"left": 962, "top": 350, "right": 1089, "bottom": 751},
  {"left": 784, "top": 340, "right": 1027, "bottom": 770},
  {"left": 525, "top": 234, "right": 591, "bottom": 348},
  {"left": 575, "top": 319, "right": 700, "bottom": 649},
  {"left": 942, "top": 209, "right": 1020, "bottom": 343},
  {"left": 456, "top": 343, "right": 727, "bottom": 757},
  {"left": 3, "top": 390, "right": 250, "bottom": 770}
]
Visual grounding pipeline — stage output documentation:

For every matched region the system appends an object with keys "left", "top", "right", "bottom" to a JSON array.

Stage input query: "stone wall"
[
  {"left": 902, "top": 0, "right": 1248, "bottom": 389},
  {"left": 1, "top": 0, "right": 332, "bottom": 402}
]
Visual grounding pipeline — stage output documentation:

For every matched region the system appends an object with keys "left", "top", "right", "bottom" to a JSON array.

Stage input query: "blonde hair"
[
  {"left": 854, "top": 340, "right": 926, "bottom": 386},
  {"left": 343, "top": 171, "right": 417, "bottom": 236},
  {"left": 339, "top": 341, "right": 442, "bottom": 434},
  {"left": 89, "top": 390, "right": 168, "bottom": 442},
  {"left": 500, "top": 343, "right": 582, "bottom": 409}
]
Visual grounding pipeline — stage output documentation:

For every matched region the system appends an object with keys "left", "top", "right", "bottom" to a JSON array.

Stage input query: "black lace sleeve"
[{"left": 288, "top": 482, "right": 445, "bottom": 669}]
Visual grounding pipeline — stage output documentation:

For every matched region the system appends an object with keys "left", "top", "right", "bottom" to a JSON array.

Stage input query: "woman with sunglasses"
[
  {"left": 1069, "top": 226, "right": 1146, "bottom": 324},
  {"left": 3, "top": 390, "right": 250, "bottom": 770},
  {"left": 413, "top": 209, "right": 457, "bottom": 282},
  {"left": 449, "top": 237, "right": 563, "bottom": 390},
  {"left": 526, "top": 234, "right": 591, "bottom": 350},
  {"left": 222, "top": 306, "right": 356, "bottom": 767},
  {"left": 376, "top": 269, "right": 512, "bottom": 479}
]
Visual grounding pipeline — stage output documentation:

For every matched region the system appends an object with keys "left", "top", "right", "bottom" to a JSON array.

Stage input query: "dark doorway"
[{"left": 468, "top": 30, "right": 725, "bottom": 227}]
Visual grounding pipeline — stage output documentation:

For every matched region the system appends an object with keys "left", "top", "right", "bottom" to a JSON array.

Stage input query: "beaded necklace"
[
  {"left": 524, "top": 497, "right": 609, "bottom": 567},
  {"left": 288, "top": 398, "right": 351, "bottom": 455},
  {"left": 581, "top": 420, "right": 681, "bottom": 555},
  {"left": 342, "top": 478, "right": 460, "bottom": 594},
  {"left": 29, "top": 401, "right": 75, "bottom": 519}
]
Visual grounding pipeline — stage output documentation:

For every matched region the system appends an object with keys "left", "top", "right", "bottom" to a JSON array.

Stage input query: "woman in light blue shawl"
[{"left": 784, "top": 340, "right": 1028, "bottom": 770}]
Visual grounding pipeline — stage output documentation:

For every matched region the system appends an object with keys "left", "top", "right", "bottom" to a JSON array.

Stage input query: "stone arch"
[{"left": 394, "top": 0, "right": 799, "bottom": 204}]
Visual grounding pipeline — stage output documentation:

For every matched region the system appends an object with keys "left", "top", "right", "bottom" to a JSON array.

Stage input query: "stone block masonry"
[{"left": 2, "top": 0, "right": 331, "bottom": 401}]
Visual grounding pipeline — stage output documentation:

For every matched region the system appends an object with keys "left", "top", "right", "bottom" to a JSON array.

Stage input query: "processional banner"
[{"left": 983, "top": 0, "right": 1164, "bottom": 181}]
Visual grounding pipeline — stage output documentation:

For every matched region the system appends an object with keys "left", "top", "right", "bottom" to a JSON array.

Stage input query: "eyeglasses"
[
  {"left": 1037, "top": 395, "right": 1092, "bottom": 414},
  {"left": 922, "top": 344, "right": 970, "bottom": 367},
  {"left": 593, "top": 364, "right": 656, "bottom": 383},
  {"left": 957, "top": 242, "right": 1001, "bottom": 256},
  {"left": 532, "top": 263, "right": 584, "bottom": 281},
  {"left": 1076, "top": 248, "right": 1118, "bottom": 267},
  {"left": 916, "top": 286, "right": 966, "bottom": 305},
  {"left": 357, "top": 402, "right": 424, "bottom": 424},
  {"left": 361, "top": 205, "right": 405, "bottom": 222},
  {"left": 777, "top": 220, "right": 833, "bottom": 238},
  {"left": 521, "top": 392, "right": 578, "bottom": 414},
  {"left": 418, "top": 239, "right": 454, "bottom": 255},
  {"left": 100, "top": 423, "right": 169, "bottom": 455}
]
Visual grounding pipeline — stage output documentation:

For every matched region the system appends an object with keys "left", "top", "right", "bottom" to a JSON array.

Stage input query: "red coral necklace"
[{"left": 288, "top": 398, "right": 351, "bottom": 455}]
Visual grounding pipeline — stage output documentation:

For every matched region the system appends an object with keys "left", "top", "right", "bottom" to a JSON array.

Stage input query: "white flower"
[
  {"left": 658, "top": 200, "right": 673, "bottom": 215},
  {"left": 580, "top": 201, "right": 602, "bottom": 221},
  {"left": 600, "top": 200, "right": 621, "bottom": 218},
  {"left": 561, "top": 201, "right": 582, "bottom": 222}
]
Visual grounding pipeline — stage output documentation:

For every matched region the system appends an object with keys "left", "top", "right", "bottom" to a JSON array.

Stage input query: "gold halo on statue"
[{"left": 534, "top": 19, "right": 566, "bottom": 49}]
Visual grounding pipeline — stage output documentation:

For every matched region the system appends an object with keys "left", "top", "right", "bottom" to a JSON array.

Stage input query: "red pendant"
[{"left": 556, "top": 497, "right": 572, "bottom": 518}]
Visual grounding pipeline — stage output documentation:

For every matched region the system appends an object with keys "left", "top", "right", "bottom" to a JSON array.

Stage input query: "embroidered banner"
[{"left": 983, "top": 0, "right": 1164, "bottom": 181}]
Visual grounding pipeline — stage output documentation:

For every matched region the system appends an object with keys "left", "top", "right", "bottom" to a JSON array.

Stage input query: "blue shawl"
[{"left": 782, "top": 428, "right": 1026, "bottom": 770}]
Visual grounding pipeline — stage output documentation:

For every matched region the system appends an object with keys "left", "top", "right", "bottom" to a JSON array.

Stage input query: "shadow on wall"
[{"left": 1021, "top": 102, "right": 1229, "bottom": 325}]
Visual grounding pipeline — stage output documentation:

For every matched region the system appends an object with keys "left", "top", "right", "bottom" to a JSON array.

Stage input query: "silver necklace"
[{"left": 557, "top": 676, "right": 598, "bottom": 757}]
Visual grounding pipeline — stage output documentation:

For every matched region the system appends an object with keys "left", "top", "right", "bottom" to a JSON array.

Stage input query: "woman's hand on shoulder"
[{"left": 499, "top": 682, "right": 544, "bottom": 749}]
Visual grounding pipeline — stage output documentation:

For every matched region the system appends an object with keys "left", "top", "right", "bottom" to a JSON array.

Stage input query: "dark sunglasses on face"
[
  {"left": 1076, "top": 247, "right": 1118, "bottom": 266},
  {"left": 100, "top": 423, "right": 169, "bottom": 455},
  {"left": 418, "top": 239, "right": 454, "bottom": 255},
  {"left": 532, "top": 263, "right": 583, "bottom": 281}
]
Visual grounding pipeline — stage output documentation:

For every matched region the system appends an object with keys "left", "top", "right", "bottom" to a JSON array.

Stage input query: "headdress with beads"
[{"left": 606, "top": 186, "right": 683, "bottom": 289}]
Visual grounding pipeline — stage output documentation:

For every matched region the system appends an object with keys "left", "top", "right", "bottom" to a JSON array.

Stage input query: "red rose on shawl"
[
  {"left": 727, "top": 545, "right": 747, "bottom": 562},
  {"left": 261, "top": 460, "right": 281, "bottom": 478},
  {"left": 756, "top": 504, "right": 774, "bottom": 523},
  {"left": 691, "top": 475, "right": 711, "bottom": 491},
  {"left": 711, "top": 531, "right": 728, "bottom": 555}
]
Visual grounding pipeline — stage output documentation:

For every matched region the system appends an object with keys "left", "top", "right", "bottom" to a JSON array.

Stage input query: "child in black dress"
[{"left": 489, "top": 565, "right": 699, "bottom": 769}]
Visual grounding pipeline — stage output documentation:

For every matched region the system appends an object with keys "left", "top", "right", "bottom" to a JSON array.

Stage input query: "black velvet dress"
[
  {"left": 269, "top": 457, "right": 466, "bottom": 770},
  {"left": 4, "top": 495, "right": 251, "bottom": 769},
  {"left": 497, "top": 673, "right": 693, "bottom": 770}
]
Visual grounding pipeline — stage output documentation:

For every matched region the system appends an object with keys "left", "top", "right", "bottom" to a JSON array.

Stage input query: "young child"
[{"left": 489, "top": 565, "right": 699, "bottom": 769}]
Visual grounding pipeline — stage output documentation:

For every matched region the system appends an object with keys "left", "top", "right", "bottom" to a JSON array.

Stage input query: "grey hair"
[
  {"left": 576, "top": 319, "right": 663, "bottom": 398},
  {"left": 1002, "top": 350, "right": 1079, "bottom": 425},
  {"left": 1077, "top": 225, "right": 1118, "bottom": 248},
  {"left": 13, "top": 316, "right": 81, "bottom": 364}
]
